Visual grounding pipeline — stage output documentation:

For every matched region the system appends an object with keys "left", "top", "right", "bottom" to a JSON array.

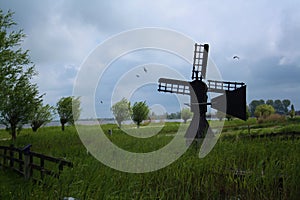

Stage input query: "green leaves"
[
  {"left": 131, "top": 101, "right": 150, "bottom": 128},
  {"left": 250, "top": 99, "right": 292, "bottom": 116},
  {"left": 181, "top": 108, "right": 193, "bottom": 123},
  {"left": 254, "top": 104, "right": 275, "bottom": 119},
  {"left": 57, "top": 96, "right": 81, "bottom": 131},
  {"left": 111, "top": 99, "right": 151, "bottom": 128},
  {"left": 111, "top": 98, "right": 131, "bottom": 128},
  {"left": 31, "top": 104, "right": 56, "bottom": 132},
  {"left": 0, "top": 9, "right": 41, "bottom": 140}
]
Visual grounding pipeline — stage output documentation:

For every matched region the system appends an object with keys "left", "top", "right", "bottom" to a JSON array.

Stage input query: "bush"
[{"left": 257, "top": 114, "right": 286, "bottom": 124}]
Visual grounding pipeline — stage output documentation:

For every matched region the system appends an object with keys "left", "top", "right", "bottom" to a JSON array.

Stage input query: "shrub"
[{"left": 257, "top": 114, "right": 286, "bottom": 124}]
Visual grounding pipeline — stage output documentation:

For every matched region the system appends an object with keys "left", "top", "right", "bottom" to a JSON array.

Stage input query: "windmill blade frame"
[
  {"left": 192, "top": 43, "right": 209, "bottom": 80},
  {"left": 158, "top": 78, "right": 190, "bottom": 95}
]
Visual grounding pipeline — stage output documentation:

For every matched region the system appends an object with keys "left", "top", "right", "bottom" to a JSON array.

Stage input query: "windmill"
[{"left": 158, "top": 43, "right": 246, "bottom": 141}]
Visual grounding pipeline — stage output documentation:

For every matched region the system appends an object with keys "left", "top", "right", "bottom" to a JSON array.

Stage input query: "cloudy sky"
[{"left": 2, "top": 0, "right": 300, "bottom": 118}]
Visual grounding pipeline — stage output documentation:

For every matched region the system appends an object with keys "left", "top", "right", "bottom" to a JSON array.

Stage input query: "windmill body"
[{"left": 158, "top": 43, "right": 247, "bottom": 140}]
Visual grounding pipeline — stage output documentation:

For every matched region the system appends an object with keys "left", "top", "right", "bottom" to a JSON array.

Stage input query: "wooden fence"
[{"left": 0, "top": 144, "right": 73, "bottom": 181}]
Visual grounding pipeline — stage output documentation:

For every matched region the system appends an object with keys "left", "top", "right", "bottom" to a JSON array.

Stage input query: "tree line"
[
  {"left": 111, "top": 98, "right": 193, "bottom": 127},
  {"left": 0, "top": 9, "right": 189, "bottom": 139},
  {"left": 113, "top": 97, "right": 296, "bottom": 126},
  {"left": 0, "top": 9, "right": 193, "bottom": 139},
  {"left": 215, "top": 99, "right": 296, "bottom": 122},
  {"left": 159, "top": 110, "right": 193, "bottom": 122},
  {"left": 249, "top": 99, "right": 295, "bottom": 118},
  {"left": 111, "top": 98, "right": 150, "bottom": 128}
]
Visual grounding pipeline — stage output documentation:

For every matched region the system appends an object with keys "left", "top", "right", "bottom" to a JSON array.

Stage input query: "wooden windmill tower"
[{"left": 158, "top": 43, "right": 246, "bottom": 140}]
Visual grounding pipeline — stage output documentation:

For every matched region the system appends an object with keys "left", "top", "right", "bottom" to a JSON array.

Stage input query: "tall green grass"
[{"left": 0, "top": 123, "right": 299, "bottom": 199}]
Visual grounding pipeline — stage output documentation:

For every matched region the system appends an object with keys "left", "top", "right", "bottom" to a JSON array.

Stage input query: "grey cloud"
[{"left": 1, "top": 0, "right": 300, "bottom": 115}]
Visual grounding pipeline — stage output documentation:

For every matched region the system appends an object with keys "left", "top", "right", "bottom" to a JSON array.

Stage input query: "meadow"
[{"left": 0, "top": 118, "right": 300, "bottom": 199}]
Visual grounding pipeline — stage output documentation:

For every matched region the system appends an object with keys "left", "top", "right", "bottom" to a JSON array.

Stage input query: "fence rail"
[{"left": 0, "top": 144, "right": 72, "bottom": 181}]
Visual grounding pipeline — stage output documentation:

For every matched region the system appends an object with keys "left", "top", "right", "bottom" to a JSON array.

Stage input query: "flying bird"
[
  {"left": 143, "top": 67, "right": 147, "bottom": 73},
  {"left": 100, "top": 100, "right": 103, "bottom": 104},
  {"left": 233, "top": 55, "right": 240, "bottom": 60},
  {"left": 136, "top": 74, "right": 140, "bottom": 78}
]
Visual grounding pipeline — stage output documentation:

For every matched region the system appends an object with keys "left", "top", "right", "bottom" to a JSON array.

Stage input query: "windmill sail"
[
  {"left": 207, "top": 80, "right": 245, "bottom": 93},
  {"left": 211, "top": 85, "right": 247, "bottom": 120},
  {"left": 158, "top": 78, "right": 190, "bottom": 95},
  {"left": 192, "top": 43, "right": 209, "bottom": 80},
  {"left": 159, "top": 78, "right": 245, "bottom": 95}
]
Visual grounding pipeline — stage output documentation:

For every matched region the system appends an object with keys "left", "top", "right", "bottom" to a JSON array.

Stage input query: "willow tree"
[
  {"left": 111, "top": 98, "right": 131, "bottom": 128},
  {"left": 0, "top": 10, "right": 42, "bottom": 140},
  {"left": 57, "top": 96, "right": 81, "bottom": 131},
  {"left": 131, "top": 101, "right": 150, "bottom": 128},
  {"left": 254, "top": 104, "right": 275, "bottom": 119},
  {"left": 181, "top": 108, "right": 193, "bottom": 123},
  {"left": 31, "top": 104, "right": 55, "bottom": 132}
]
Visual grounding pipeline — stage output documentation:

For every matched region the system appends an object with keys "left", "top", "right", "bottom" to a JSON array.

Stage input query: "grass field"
[{"left": 0, "top": 118, "right": 300, "bottom": 199}]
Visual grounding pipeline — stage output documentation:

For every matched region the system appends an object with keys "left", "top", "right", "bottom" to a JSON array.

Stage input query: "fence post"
[
  {"left": 3, "top": 148, "right": 7, "bottom": 167},
  {"left": 18, "top": 151, "right": 23, "bottom": 173},
  {"left": 9, "top": 144, "right": 14, "bottom": 169},
  {"left": 22, "top": 144, "right": 32, "bottom": 180},
  {"left": 24, "top": 152, "right": 31, "bottom": 180},
  {"left": 59, "top": 162, "right": 63, "bottom": 171},
  {"left": 40, "top": 158, "right": 44, "bottom": 180}
]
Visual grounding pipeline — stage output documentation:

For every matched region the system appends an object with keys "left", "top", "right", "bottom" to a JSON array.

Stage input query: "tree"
[
  {"left": 0, "top": 10, "right": 42, "bottom": 140},
  {"left": 290, "top": 104, "right": 295, "bottom": 119},
  {"left": 226, "top": 114, "right": 233, "bottom": 121},
  {"left": 31, "top": 104, "right": 55, "bottom": 132},
  {"left": 57, "top": 96, "right": 81, "bottom": 131},
  {"left": 266, "top": 99, "right": 274, "bottom": 107},
  {"left": 249, "top": 99, "right": 265, "bottom": 117},
  {"left": 181, "top": 108, "right": 193, "bottom": 123},
  {"left": 131, "top": 101, "right": 150, "bottom": 128},
  {"left": 111, "top": 98, "right": 131, "bottom": 128},
  {"left": 166, "top": 112, "right": 181, "bottom": 119},
  {"left": 273, "top": 100, "right": 285, "bottom": 115},
  {"left": 254, "top": 104, "right": 275, "bottom": 119},
  {"left": 266, "top": 99, "right": 291, "bottom": 115},
  {"left": 282, "top": 99, "right": 291, "bottom": 114}
]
